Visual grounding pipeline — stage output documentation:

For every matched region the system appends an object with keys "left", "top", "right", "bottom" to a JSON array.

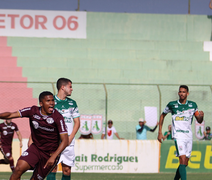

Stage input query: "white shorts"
[
  {"left": 58, "top": 145, "right": 75, "bottom": 167},
  {"left": 174, "top": 139, "right": 192, "bottom": 158}
]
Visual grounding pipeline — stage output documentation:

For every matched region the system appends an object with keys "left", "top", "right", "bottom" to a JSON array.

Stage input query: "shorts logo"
[
  {"left": 6, "top": 153, "right": 10, "bottom": 157},
  {"left": 179, "top": 146, "right": 183, "bottom": 151},
  {"left": 46, "top": 117, "right": 54, "bottom": 124},
  {"left": 37, "top": 174, "right": 44, "bottom": 180},
  {"left": 11, "top": 126, "right": 15, "bottom": 130},
  {"left": 32, "top": 121, "right": 39, "bottom": 129},
  {"left": 22, "top": 151, "right": 28, "bottom": 156},
  {"left": 3, "top": 130, "right": 7, "bottom": 135},
  {"left": 33, "top": 115, "right": 41, "bottom": 120}
]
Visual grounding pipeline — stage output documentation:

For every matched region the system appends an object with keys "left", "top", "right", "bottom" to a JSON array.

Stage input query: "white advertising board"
[{"left": 0, "top": 9, "right": 86, "bottom": 38}]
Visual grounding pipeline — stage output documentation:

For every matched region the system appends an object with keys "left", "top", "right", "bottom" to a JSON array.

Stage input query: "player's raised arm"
[
  {"left": 0, "top": 111, "right": 20, "bottom": 119},
  {"left": 157, "top": 113, "right": 167, "bottom": 143},
  {"left": 195, "top": 111, "right": 204, "bottom": 124}
]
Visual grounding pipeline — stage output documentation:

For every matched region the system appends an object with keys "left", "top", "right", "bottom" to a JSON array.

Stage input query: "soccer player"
[
  {"left": 0, "top": 119, "right": 22, "bottom": 171},
  {"left": 157, "top": 85, "right": 204, "bottom": 180},
  {"left": 47, "top": 78, "right": 80, "bottom": 180},
  {"left": 0, "top": 91, "right": 68, "bottom": 180}
]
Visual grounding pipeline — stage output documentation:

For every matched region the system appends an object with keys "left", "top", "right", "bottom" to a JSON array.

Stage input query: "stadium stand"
[{"left": 1, "top": 13, "right": 212, "bottom": 140}]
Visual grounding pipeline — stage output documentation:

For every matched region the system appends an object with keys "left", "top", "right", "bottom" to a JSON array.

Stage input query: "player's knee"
[{"left": 63, "top": 168, "right": 71, "bottom": 176}]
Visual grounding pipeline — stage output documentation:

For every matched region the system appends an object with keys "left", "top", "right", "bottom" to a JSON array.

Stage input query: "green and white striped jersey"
[
  {"left": 54, "top": 95, "right": 80, "bottom": 145},
  {"left": 163, "top": 100, "right": 198, "bottom": 140}
]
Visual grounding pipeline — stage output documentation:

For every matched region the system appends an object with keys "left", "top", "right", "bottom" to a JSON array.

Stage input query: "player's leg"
[
  {"left": 8, "top": 156, "right": 15, "bottom": 171},
  {"left": 62, "top": 163, "right": 71, "bottom": 180},
  {"left": 10, "top": 159, "right": 31, "bottom": 180},
  {"left": 174, "top": 139, "right": 187, "bottom": 180},
  {"left": 46, "top": 165, "right": 57, "bottom": 180}
]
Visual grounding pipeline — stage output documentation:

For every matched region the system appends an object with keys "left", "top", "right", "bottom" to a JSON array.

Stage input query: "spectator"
[
  {"left": 163, "top": 124, "right": 173, "bottom": 140},
  {"left": 79, "top": 133, "right": 93, "bottom": 139},
  {"left": 0, "top": 119, "right": 22, "bottom": 171},
  {"left": 136, "top": 118, "right": 159, "bottom": 140},
  {"left": 203, "top": 126, "right": 212, "bottom": 140},
  {"left": 101, "top": 120, "right": 123, "bottom": 139}
]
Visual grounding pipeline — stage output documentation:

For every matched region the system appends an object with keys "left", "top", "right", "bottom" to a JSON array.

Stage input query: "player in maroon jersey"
[
  {"left": 0, "top": 91, "right": 68, "bottom": 180},
  {"left": 0, "top": 119, "right": 22, "bottom": 171}
]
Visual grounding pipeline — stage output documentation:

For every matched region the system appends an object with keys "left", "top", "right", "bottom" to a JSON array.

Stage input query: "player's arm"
[
  {"left": 28, "top": 135, "right": 33, "bottom": 147},
  {"left": 0, "top": 111, "right": 21, "bottom": 119},
  {"left": 195, "top": 111, "right": 204, "bottom": 124},
  {"left": 44, "top": 133, "right": 68, "bottom": 169},
  {"left": 101, "top": 133, "right": 105, "bottom": 139},
  {"left": 16, "top": 131, "right": 23, "bottom": 148},
  {"left": 157, "top": 113, "right": 167, "bottom": 143},
  {"left": 68, "top": 117, "right": 80, "bottom": 145}
]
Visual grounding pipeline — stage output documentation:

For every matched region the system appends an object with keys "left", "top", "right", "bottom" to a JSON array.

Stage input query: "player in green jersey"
[
  {"left": 157, "top": 85, "right": 204, "bottom": 180},
  {"left": 47, "top": 78, "right": 80, "bottom": 180}
]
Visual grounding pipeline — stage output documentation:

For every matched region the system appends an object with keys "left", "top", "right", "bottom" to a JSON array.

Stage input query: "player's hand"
[
  {"left": 44, "top": 156, "right": 55, "bottom": 169},
  {"left": 20, "top": 141, "right": 23, "bottom": 148},
  {"left": 199, "top": 111, "right": 204, "bottom": 117},
  {"left": 167, "top": 131, "right": 170, "bottom": 135},
  {"left": 157, "top": 133, "right": 163, "bottom": 143},
  {"left": 144, "top": 121, "right": 146, "bottom": 124},
  {"left": 156, "top": 122, "right": 159, "bottom": 126}
]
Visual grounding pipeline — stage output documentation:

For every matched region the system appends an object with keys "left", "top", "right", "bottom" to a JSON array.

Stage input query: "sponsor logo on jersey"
[
  {"left": 175, "top": 105, "right": 178, "bottom": 108},
  {"left": 3, "top": 130, "right": 7, "bottom": 135},
  {"left": 175, "top": 116, "right": 184, "bottom": 121},
  {"left": 69, "top": 102, "right": 73, "bottom": 105},
  {"left": 11, "top": 126, "right": 15, "bottom": 130},
  {"left": 46, "top": 117, "right": 54, "bottom": 124},
  {"left": 33, "top": 115, "right": 41, "bottom": 120},
  {"left": 37, "top": 174, "right": 44, "bottom": 180},
  {"left": 2, "top": 127, "right": 7, "bottom": 129},
  {"left": 22, "top": 151, "right": 29, "bottom": 156},
  {"left": 188, "top": 103, "right": 193, "bottom": 107},
  {"left": 6, "top": 152, "right": 10, "bottom": 157}
]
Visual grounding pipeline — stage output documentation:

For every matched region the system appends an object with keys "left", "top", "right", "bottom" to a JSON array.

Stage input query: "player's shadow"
[{"left": 207, "top": 15, "right": 212, "bottom": 41}]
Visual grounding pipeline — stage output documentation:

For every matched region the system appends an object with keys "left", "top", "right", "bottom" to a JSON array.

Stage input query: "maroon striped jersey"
[
  {"left": 0, "top": 122, "right": 18, "bottom": 146},
  {"left": 19, "top": 106, "right": 67, "bottom": 155}
]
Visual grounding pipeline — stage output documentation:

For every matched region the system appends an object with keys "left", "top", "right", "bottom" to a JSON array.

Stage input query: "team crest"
[
  {"left": 91, "top": 115, "right": 103, "bottom": 134},
  {"left": 79, "top": 115, "right": 92, "bottom": 135},
  {"left": 32, "top": 121, "right": 39, "bottom": 129},
  {"left": 3, "top": 130, "right": 7, "bottom": 135},
  {"left": 195, "top": 120, "right": 205, "bottom": 139},
  {"left": 46, "top": 117, "right": 54, "bottom": 124},
  {"left": 11, "top": 126, "right": 15, "bottom": 130}
]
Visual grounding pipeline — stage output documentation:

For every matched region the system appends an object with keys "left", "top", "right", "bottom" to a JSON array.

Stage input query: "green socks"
[
  {"left": 174, "top": 164, "right": 186, "bottom": 180},
  {"left": 61, "top": 174, "right": 71, "bottom": 180},
  {"left": 46, "top": 172, "right": 56, "bottom": 180}
]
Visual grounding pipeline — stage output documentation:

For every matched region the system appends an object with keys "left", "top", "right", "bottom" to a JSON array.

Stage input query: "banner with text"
[
  {"left": 69, "top": 140, "right": 159, "bottom": 173},
  {"left": 160, "top": 141, "right": 212, "bottom": 172},
  {"left": 0, "top": 9, "right": 86, "bottom": 38}
]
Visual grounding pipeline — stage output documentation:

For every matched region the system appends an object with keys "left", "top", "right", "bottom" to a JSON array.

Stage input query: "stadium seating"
[{"left": 1, "top": 12, "right": 212, "bottom": 140}]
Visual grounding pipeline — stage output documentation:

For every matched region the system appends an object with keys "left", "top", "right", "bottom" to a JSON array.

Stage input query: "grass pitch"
[{"left": 0, "top": 172, "right": 212, "bottom": 180}]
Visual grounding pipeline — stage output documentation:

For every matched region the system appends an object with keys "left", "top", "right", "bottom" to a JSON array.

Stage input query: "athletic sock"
[
  {"left": 47, "top": 172, "right": 56, "bottom": 180},
  {"left": 0, "top": 159, "right": 8, "bottom": 164},
  {"left": 9, "top": 159, "right": 14, "bottom": 171},
  {"left": 178, "top": 164, "right": 186, "bottom": 180},
  {"left": 61, "top": 174, "right": 70, "bottom": 180},
  {"left": 174, "top": 166, "right": 180, "bottom": 180}
]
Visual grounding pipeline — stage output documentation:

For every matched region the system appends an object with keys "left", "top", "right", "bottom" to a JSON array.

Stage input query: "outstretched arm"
[
  {"left": 157, "top": 113, "right": 167, "bottom": 143},
  {"left": 114, "top": 132, "right": 124, "bottom": 139},
  {"left": 0, "top": 111, "right": 20, "bottom": 119}
]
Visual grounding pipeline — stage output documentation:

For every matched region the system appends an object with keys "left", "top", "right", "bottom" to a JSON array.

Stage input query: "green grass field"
[{"left": 1, "top": 172, "right": 212, "bottom": 180}]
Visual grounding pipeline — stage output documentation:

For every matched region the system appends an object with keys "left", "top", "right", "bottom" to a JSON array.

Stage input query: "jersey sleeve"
[
  {"left": 73, "top": 106, "right": 80, "bottom": 119},
  {"left": 19, "top": 107, "right": 32, "bottom": 118},
  {"left": 14, "top": 123, "right": 19, "bottom": 131},
  {"left": 55, "top": 114, "right": 68, "bottom": 134},
  {"left": 145, "top": 126, "right": 150, "bottom": 131},
  {"left": 163, "top": 102, "right": 172, "bottom": 114}
]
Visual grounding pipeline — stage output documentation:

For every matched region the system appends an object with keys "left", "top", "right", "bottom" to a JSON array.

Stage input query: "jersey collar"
[
  {"left": 177, "top": 100, "right": 188, "bottom": 105},
  {"left": 55, "top": 95, "right": 67, "bottom": 102}
]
